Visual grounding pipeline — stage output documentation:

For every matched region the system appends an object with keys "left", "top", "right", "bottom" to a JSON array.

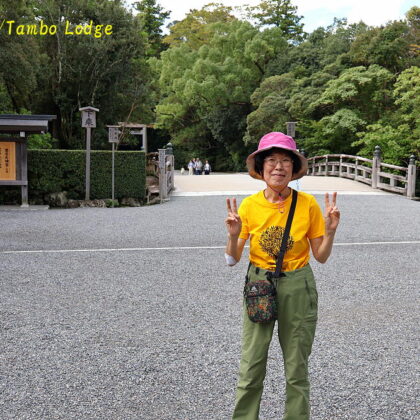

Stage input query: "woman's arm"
[
  {"left": 309, "top": 233, "right": 335, "bottom": 263},
  {"left": 225, "top": 236, "right": 246, "bottom": 265},
  {"left": 310, "top": 192, "right": 340, "bottom": 264},
  {"left": 225, "top": 198, "right": 246, "bottom": 266}
]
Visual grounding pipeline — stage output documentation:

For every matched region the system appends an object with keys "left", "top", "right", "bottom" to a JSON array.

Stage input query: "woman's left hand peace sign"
[{"left": 324, "top": 192, "right": 340, "bottom": 233}]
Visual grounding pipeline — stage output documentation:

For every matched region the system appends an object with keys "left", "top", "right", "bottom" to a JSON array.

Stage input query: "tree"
[
  {"left": 156, "top": 20, "right": 288, "bottom": 169},
  {"left": 244, "top": 73, "right": 296, "bottom": 144},
  {"left": 0, "top": 0, "right": 40, "bottom": 112},
  {"left": 393, "top": 66, "right": 420, "bottom": 129},
  {"left": 163, "top": 3, "right": 236, "bottom": 50},
  {"left": 30, "top": 0, "right": 152, "bottom": 148},
  {"left": 313, "top": 65, "right": 395, "bottom": 122},
  {"left": 353, "top": 66, "right": 420, "bottom": 164},
  {"left": 134, "top": 0, "right": 170, "bottom": 56},
  {"left": 248, "top": 0, "right": 304, "bottom": 41},
  {"left": 349, "top": 20, "right": 418, "bottom": 72},
  {"left": 406, "top": 6, "right": 420, "bottom": 59},
  {"left": 263, "top": 19, "right": 367, "bottom": 78}
]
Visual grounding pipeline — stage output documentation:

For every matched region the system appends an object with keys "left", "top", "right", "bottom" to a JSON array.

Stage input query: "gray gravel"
[{"left": 0, "top": 194, "right": 419, "bottom": 419}]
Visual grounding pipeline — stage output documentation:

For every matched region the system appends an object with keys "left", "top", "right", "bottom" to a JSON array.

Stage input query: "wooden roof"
[
  {"left": 117, "top": 122, "right": 154, "bottom": 128},
  {"left": 0, "top": 114, "right": 56, "bottom": 134}
]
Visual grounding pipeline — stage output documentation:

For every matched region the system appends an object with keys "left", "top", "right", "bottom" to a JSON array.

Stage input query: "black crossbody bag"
[{"left": 244, "top": 189, "right": 298, "bottom": 323}]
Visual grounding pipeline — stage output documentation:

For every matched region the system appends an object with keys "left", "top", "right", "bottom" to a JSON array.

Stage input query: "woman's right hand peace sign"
[{"left": 225, "top": 197, "right": 242, "bottom": 237}]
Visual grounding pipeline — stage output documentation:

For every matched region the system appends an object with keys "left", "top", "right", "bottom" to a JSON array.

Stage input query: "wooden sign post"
[
  {"left": 286, "top": 122, "right": 297, "bottom": 138},
  {"left": 107, "top": 125, "right": 121, "bottom": 205},
  {"left": 79, "top": 106, "right": 99, "bottom": 200}
]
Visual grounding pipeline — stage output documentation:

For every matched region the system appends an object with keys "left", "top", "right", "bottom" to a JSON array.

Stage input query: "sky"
[{"left": 129, "top": 0, "right": 418, "bottom": 33}]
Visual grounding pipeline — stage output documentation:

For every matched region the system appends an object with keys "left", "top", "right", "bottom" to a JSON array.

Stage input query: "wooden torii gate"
[
  {"left": 117, "top": 122, "right": 152, "bottom": 153},
  {"left": 0, "top": 114, "right": 56, "bottom": 207}
]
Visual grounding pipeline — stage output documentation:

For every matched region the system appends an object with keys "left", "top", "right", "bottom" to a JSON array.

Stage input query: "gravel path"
[{"left": 1, "top": 194, "right": 419, "bottom": 419}]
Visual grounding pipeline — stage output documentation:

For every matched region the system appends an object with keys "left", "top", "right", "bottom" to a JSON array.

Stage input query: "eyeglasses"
[{"left": 264, "top": 157, "right": 293, "bottom": 168}]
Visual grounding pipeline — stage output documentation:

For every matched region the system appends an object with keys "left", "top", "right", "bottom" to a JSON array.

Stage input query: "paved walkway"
[
  {"left": 173, "top": 172, "right": 390, "bottom": 196},
  {"left": 1, "top": 180, "right": 418, "bottom": 419}
]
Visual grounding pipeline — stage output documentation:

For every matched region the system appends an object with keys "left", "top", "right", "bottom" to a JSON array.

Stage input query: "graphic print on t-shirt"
[{"left": 259, "top": 226, "right": 295, "bottom": 259}]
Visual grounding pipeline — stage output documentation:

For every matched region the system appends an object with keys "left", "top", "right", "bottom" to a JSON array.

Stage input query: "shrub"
[{"left": 0, "top": 149, "right": 146, "bottom": 204}]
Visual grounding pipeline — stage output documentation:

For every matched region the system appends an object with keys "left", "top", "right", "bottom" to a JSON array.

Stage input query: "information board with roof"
[{"left": 0, "top": 114, "right": 56, "bottom": 206}]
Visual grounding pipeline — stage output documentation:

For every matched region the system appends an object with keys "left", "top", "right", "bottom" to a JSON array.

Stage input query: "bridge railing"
[{"left": 307, "top": 146, "right": 417, "bottom": 199}]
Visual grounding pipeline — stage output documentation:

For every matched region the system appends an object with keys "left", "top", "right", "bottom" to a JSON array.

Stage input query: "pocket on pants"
[{"left": 304, "top": 276, "right": 318, "bottom": 322}]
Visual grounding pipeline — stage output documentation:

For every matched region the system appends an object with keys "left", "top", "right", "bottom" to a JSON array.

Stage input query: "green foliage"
[
  {"left": 163, "top": 3, "right": 237, "bottom": 49},
  {"left": 349, "top": 20, "right": 419, "bottom": 72},
  {"left": 135, "top": 0, "right": 170, "bottom": 56},
  {"left": 354, "top": 66, "right": 420, "bottom": 165},
  {"left": 314, "top": 65, "right": 395, "bottom": 121},
  {"left": 318, "top": 108, "right": 366, "bottom": 153},
  {"left": 294, "top": 120, "right": 331, "bottom": 156},
  {"left": 105, "top": 198, "right": 119, "bottom": 207},
  {"left": 393, "top": 66, "right": 420, "bottom": 158},
  {"left": 265, "top": 19, "right": 367, "bottom": 77},
  {"left": 0, "top": 76, "right": 13, "bottom": 112},
  {"left": 0, "top": 150, "right": 146, "bottom": 204},
  {"left": 352, "top": 123, "right": 412, "bottom": 165},
  {"left": 244, "top": 73, "right": 295, "bottom": 144},
  {"left": 1, "top": 1, "right": 418, "bottom": 173},
  {"left": 156, "top": 20, "right": 288, "bottom": 169},
  {"left": 248, "top": 0, "right": 304, "bottom": 41},
  {"left": 27, "top": 133, "right": 58, "bottom": 150},
  {"left": 1, "top": 0, "right": 154, "bottom": 149},
  {"left": 393, "top": 66, "right": 420, "bottom": 124},
  {"left": 406, "top": 6, "right": 420, "bottom": 58},
  {"left": 0, "top": 0, "right": 40, "bottom": 111}
]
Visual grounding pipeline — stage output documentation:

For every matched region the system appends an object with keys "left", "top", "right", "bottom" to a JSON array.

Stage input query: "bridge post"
[
  {"left": 158, "top": 148, "right": 167, "bottom": 202},
  {"left": 407, "top": 155, "right": 417, "bottom": 199},
  {"left": 286, "top": 122, "right": 297, "bottom": 137},
  {"left": 372, "top": 146, "right": 381, "bottom": 189},
  {"left": 165, "top": 143, "right": 175, "bottom": 194}
]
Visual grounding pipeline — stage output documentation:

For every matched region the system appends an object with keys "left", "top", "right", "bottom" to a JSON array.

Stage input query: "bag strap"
[
  {"left": 272, "top": 189, "right": 298, "bottom": 278},
  {"left": 245, "top": 261, "right": 252, "bottom": 285}
]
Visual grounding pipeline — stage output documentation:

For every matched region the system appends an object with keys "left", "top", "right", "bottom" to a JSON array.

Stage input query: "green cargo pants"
[{"left": 232, "top": 263, "right": 318, "bottom": 420}]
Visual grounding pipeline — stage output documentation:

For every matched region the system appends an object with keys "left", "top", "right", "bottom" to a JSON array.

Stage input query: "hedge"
[{"left": 0, "top": 150, "right": 146, "bottom": 204}]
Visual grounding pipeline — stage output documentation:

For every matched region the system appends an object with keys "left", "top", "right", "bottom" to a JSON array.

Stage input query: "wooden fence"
[{"left": 307, "top": 146, "right": 417, "bottom": 199}]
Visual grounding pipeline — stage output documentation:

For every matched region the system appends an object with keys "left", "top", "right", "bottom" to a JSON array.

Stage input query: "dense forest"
[{"left": 0, "top": 0, "right": 419, "bottom": 170}]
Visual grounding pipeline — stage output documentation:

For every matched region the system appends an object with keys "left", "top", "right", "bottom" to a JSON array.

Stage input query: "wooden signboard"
[
  {"left": 81, "top": 110, "right": 96, "bottom": 128},
  {"left": 0, "top": 142, "right": 16, "bottom": 181}
]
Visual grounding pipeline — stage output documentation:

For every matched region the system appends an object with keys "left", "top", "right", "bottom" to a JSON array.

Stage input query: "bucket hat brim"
[{"left": 246, "top": 133, "right": 308, "bottom": 181}]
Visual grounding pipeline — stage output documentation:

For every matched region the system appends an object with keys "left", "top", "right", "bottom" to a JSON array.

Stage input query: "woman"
[
  {"left": 204, "top": 160, "right": 211, "bottom": 175},
  {"left": 225, "top": 132, "right": 340, "bottom": 420},
  {"left": 188, "top": 159, "right": 194, "bottom": 175}
]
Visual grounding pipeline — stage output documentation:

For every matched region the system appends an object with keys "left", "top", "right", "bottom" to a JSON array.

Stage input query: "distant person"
[
  {"left": 188, "top": 159, "right": 194, "bottom": 175},
  {"left": 196, "top": 158, "right": 203, "bottom": 175},
  {"left": 204, "top": 160, "right": 211, "bottom": 175}
]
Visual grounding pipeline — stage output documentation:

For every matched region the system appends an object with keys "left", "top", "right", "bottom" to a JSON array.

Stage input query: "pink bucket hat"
[{"left": 246, "top": 132, "right": 308, "bottom": 180}]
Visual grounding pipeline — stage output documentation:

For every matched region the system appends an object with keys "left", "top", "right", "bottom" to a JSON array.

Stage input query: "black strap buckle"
[{"left": 266, "top": 271, "right": 285, "bottom": 281}]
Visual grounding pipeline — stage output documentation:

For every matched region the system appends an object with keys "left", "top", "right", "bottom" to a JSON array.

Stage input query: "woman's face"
[{"left": 262, "top": 151, "right": 293, "bottom": 189}]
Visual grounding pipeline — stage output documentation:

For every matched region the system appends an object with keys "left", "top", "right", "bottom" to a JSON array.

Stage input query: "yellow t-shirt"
[{"left": 238, "top": 190, "right": 325, "bottom": 271}]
